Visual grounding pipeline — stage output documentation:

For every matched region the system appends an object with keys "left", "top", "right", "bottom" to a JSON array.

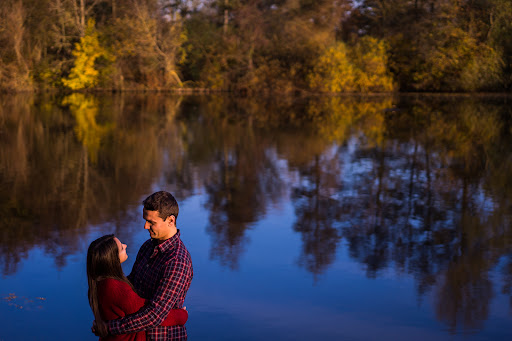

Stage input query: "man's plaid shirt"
[{"left": 108, "top": 230, "right": 193, "bottom": 340}]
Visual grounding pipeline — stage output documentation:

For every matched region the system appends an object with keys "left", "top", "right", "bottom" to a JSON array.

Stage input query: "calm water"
[{"left": 0, "top": 93, "right": 511, "bottom": 340}]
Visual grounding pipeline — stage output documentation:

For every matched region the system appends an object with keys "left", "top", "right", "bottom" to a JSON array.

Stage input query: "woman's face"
[{"left": 114, "top": 237, "right": 128, "bottom": 263}]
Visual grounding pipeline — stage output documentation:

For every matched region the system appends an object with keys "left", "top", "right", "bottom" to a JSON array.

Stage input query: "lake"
[{"left": 0, "top": 93, "right": 511, "bottom": 340}]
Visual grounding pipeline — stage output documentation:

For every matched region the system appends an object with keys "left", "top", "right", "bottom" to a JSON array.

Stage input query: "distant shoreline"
[{"left": 1, "top": 87, "right": 512, "bottom": 99}]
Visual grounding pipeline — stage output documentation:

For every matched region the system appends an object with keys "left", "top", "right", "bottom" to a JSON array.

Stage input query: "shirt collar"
[{"left": 152, "top": 230, "right": 181, "bottom": 253}]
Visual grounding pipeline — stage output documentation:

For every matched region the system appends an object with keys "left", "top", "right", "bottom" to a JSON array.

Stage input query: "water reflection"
[
  {"left": 0, "top": 93, "right": 182, "bottom": 274},
  {"left": 0, "top": 93, "right": 511, "bottom": 333},
  {"left": 179, "top": 97, "right": 287, "bottom": 269}
]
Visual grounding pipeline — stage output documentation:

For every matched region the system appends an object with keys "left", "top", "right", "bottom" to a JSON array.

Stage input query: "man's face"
[{"left": 143, "top": 208, "right": 174, "bottom": 241}]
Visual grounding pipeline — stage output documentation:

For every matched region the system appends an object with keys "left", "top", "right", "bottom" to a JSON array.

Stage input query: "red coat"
[{"left": 97, "top": 278, "right": 188, "bottom": 341}]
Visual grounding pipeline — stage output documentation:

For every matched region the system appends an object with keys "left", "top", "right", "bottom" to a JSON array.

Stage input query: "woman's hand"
[
  {"left": 91, "top": 320, "right": 109, "bottom": 337},
  {"left": 91, "top": 320, "right": 99, "bottom": 336}
]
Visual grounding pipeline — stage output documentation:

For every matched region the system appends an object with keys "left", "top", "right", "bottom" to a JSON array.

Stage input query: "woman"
[{"left": 87, "top": 234, "right": 188, "bottom": 340}]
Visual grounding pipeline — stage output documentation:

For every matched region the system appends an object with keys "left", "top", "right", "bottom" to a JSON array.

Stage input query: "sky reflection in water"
[{"left": 0, "top": 93, "right": 511, "bottom": 340}]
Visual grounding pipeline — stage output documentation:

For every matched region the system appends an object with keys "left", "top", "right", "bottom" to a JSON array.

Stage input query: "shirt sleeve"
[
  {"left": 108, "top": 257, "right": 191, "bottom": 335},
  {"left": 100, "top": 279, "right": 188, "bottom": 326}
]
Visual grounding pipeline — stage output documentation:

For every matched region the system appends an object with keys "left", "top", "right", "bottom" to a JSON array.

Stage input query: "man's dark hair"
[{"left": 143, "top": 191, "right": 179, "bottom": 222}]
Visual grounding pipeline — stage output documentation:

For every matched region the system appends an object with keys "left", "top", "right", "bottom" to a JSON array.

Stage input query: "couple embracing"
[{"left": 87, "top": 191, "right": 194, "bottom": 340}]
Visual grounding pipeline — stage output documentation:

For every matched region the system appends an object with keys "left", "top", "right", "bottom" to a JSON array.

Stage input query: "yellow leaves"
[
  {"left": 459, "top": 45, "right": 504, "bottom": 91},
  {"left": 38, "top": 66, "right": 62, "bottom": 88},
  {"left": 411, "top": 23, "right": 503, "bottom": 91},
  {"left": 62, "top": 93, "right": 114, "bottom": 163},
  {"left": 308, "top": 37, "right": 395, "bottom": 93},
  {"left": 307, "top": 97, "right": 392, "bottom": 146},
  {"left": 62, "top": 19, "right": 114, "bottom": 90},
  {"left": 177, "top": 31, "right": 189, "bottom": 65},
  {"left": 422, "top": 102, "right": 503, "bottom": 175},
  {"left": 308, "top": 42, "right": 356, "bottom": 92}
]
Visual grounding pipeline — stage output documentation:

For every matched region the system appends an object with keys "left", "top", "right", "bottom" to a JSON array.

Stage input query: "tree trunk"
[
  {"left": 223, "top": 0, "right": 229, "bottom": 35},
  {"left": 80, "top": 0, "right": 85, "bottom": 31},
  {"left": 10, "top": 1, "right": 28, "bottom": 73}
]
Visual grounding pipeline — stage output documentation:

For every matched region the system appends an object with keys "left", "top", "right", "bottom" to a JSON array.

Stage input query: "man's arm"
[
  {"left": 108, "top": 258, "right": 191, "bottom": 335},
  {"left": 102, "top": 278, "right": 188, "bottom": 325}
]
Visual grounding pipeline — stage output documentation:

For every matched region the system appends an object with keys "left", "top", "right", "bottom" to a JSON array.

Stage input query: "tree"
[
  {"left": 411, "top": 23, "right": 503, "bottom": 91},
  {"left": 487, "top": 0, "right": 512, "bottom": 88},
  {"left": 308, "top": 37, "right": 394, "bottom": 92},
  {"left": 351, "top": 0, "right": 507, "bottom": 91},
  {"left": 0, "top": 0, "right": 32, "bottom": 90},
  {"left": 62, "top": 19, "right": 114, "bottom": 90},
  {"left": 109, "top": 0, "right": 187, "bottom": 88},
  {"left": 308, "top": 42, "right": 356, "bottom": 92}
]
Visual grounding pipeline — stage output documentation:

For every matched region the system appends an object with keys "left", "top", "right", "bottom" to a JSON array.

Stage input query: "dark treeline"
[{"left": 1, "top": 0, "right": 511, "bottom": 93}]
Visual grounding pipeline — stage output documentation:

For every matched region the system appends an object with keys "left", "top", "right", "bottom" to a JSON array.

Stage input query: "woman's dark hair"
[{"left": 87, "top": 234, "right": 132, "bottom": 336}]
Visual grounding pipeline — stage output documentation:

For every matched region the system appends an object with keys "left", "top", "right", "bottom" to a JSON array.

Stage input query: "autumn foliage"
[{"left": 0, "top": 0, "right": 510, "bottom": 93}]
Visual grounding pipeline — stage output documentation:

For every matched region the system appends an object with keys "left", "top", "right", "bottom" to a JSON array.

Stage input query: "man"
[{"left": 106, "top": 191, "right": 194, "bottom": 340}]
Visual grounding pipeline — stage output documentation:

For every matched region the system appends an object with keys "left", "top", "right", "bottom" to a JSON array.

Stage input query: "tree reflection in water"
[
  {"left": 0, "top": 93, "right": 511, "bottom": 333},
  {"left": 290, "top": 146, "right": 344, "bottom": 280},
  {"left": 0, "top": 93, "right": 182, "bottom": 274},
  {"left": 180, "top": 96, "right": 287, "bottom": 269}
]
